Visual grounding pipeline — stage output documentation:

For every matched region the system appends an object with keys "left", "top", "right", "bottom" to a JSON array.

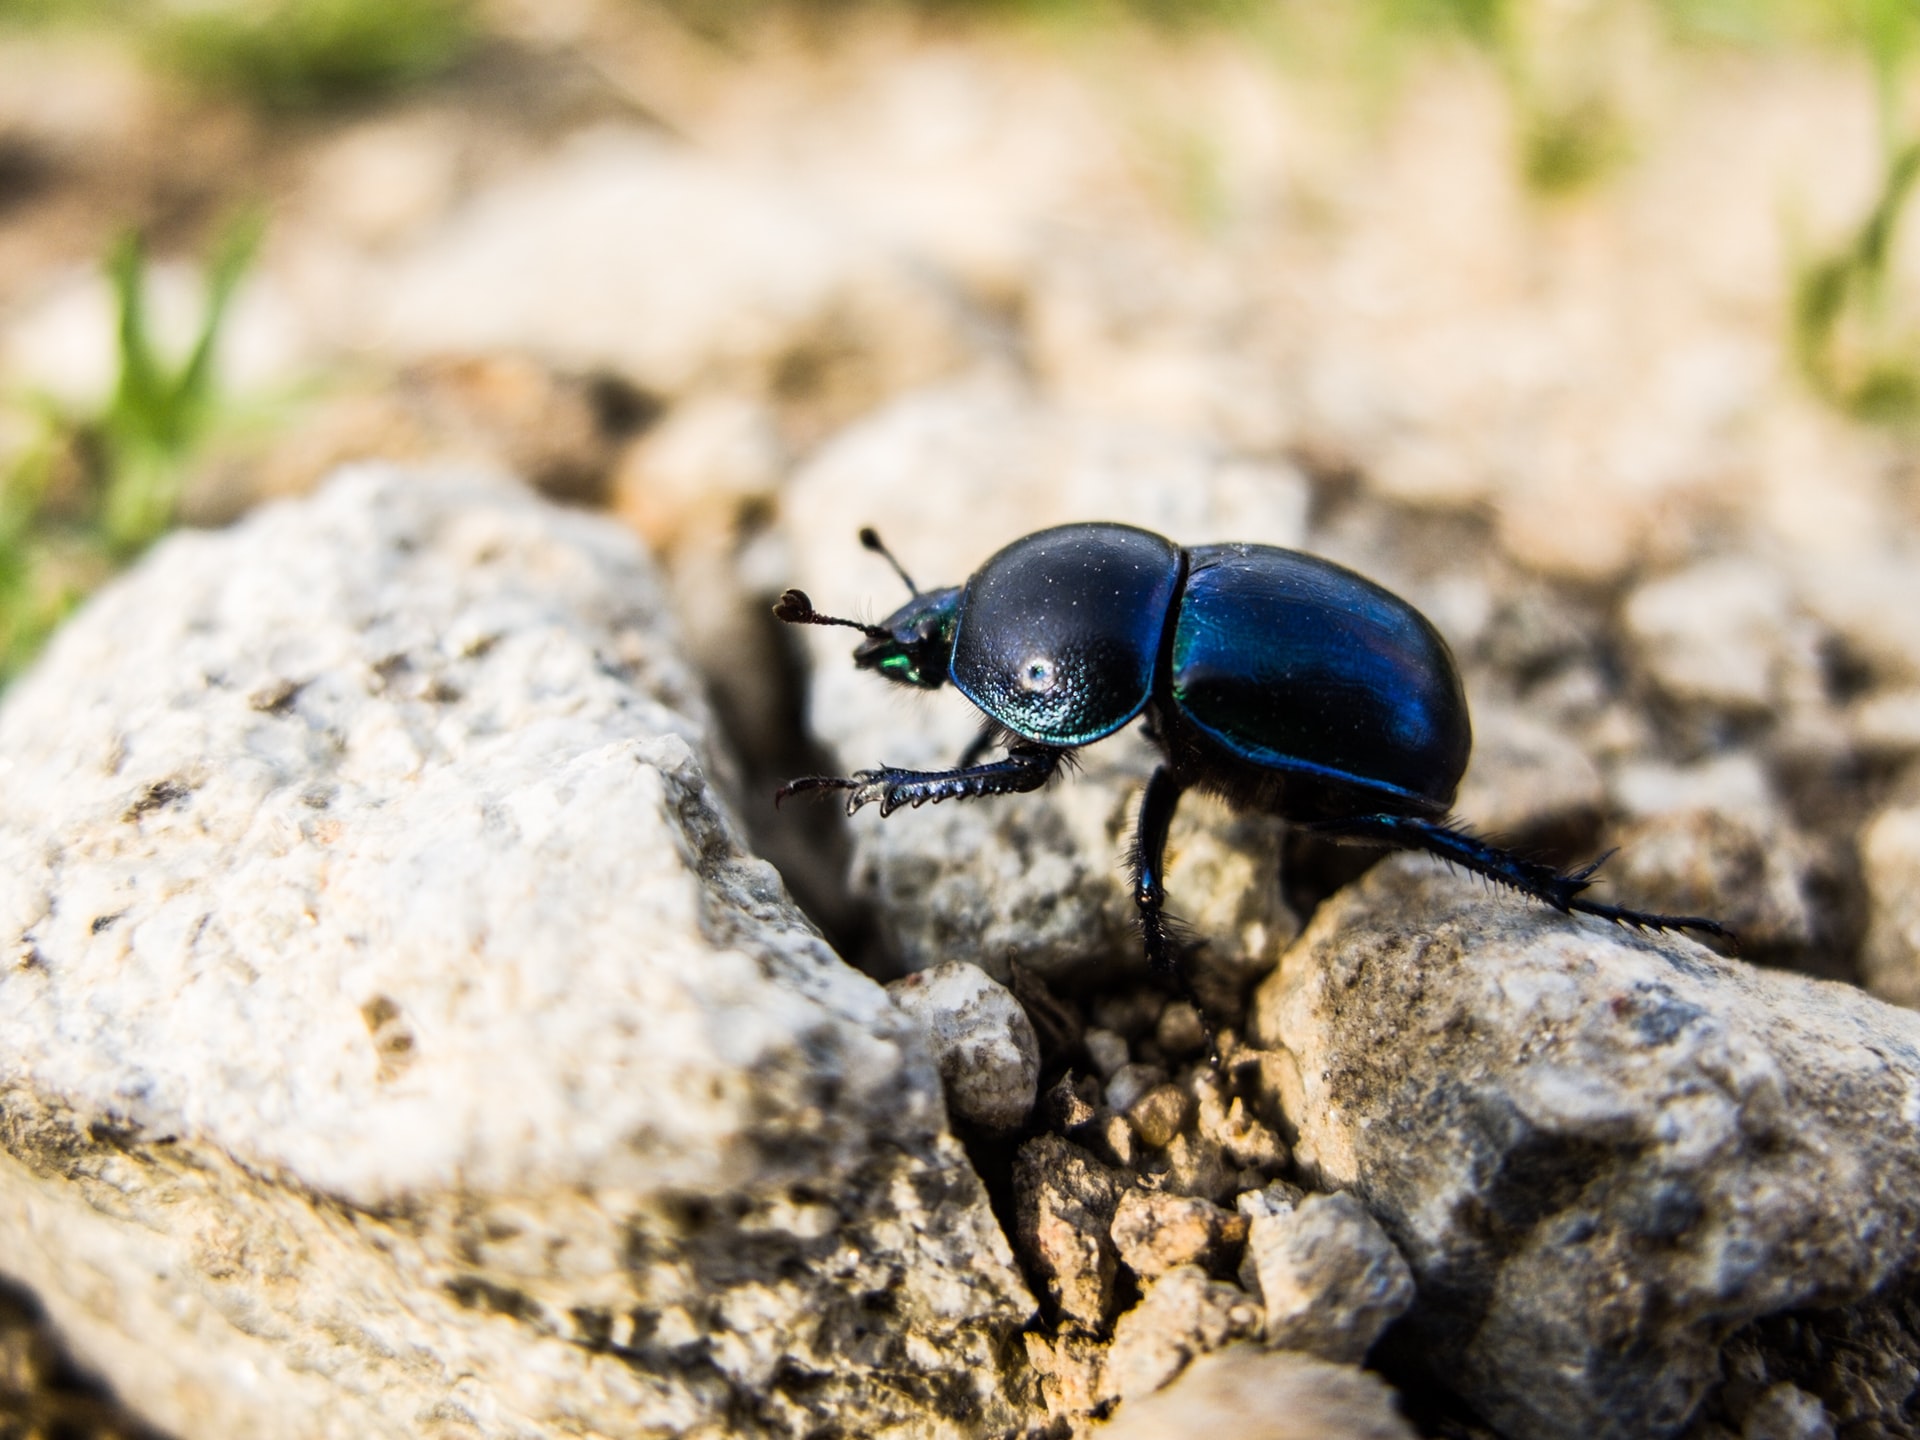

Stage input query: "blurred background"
[
  {"left": 3, "top": 0, "right": 1918, "bottom": 676},
  {"left": 4, "top": 0, "right": 1920, "bottom": 1431}
]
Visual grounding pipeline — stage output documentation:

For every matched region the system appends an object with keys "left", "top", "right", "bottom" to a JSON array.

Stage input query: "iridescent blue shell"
[{"left": 1170, "top": 543, "right": 1470, "bottom": 813}]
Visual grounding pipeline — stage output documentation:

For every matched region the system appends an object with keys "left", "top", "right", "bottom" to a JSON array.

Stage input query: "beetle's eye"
[{"left": 1019, "top": 656, "right": 1057, "bottom": 694}]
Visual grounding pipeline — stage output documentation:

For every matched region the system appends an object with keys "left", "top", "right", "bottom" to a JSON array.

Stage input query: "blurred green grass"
[
  {"left": 0, "top": 0, "right": 477, "bottom": 111},
  {"left": 0, "top": 215, "right": 261, "bottom": 681},
  {"left": 1791, "top": 0, "right": 1920, "bottom": 422},
  {"left": 151, "top": 0, "right": 476, "bottom": 111}
]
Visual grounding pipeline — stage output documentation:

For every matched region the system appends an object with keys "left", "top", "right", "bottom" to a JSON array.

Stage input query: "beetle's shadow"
[
  {"left": 713, "top": 596, "right": 894, "bottom": 978},
  {"left": 1280, "top": 827, "right": 1388, "bottom": 924}
]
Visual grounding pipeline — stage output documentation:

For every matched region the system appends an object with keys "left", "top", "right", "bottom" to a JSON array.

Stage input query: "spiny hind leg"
[{"left": 1312, "top": 813, "right": 1731, "bottom": 941}]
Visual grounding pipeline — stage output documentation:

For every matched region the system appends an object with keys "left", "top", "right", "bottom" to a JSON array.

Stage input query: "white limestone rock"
[
  {"left": 886, "top": 959, "right": 1040, "bottom": 1131},
  {"left": 369, "top": 127, "right": 976, "bottom": 413},
  {"left": 1094, "top": 1343, "right": 1417, "bottom": 1440},
  {"left": 1622, "top": 559, "right": 1805, "bottom": 714},
  {"left": 1253, "top": 855, "right": 1920, "bottom": 1440},
  {"left": 0, "top": 466, "right": 1036, "bottom": 1440},
  {"left": 1241, "top": 1192, "right": 1414, "bottom": 1364}
]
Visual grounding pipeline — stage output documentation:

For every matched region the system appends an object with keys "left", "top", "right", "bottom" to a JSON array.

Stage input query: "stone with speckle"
[
  {"left": 0, "top": 466, "right": 1035, "bottom": 1440},
  {"left": 886, "top": 959, "right": 1040, "bottom": 1130},
  {"left": 1254, "top": 855, "right": 1920, "bottom": 1440}
]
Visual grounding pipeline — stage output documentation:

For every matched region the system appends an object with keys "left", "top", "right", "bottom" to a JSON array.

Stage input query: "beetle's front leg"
[{"left": 776, "top": 743, "right": 1065, "bottom": 817}]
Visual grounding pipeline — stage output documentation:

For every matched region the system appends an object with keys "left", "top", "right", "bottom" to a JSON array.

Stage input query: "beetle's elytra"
[{"left": 775, "top": 522, "right": 1728, "bottom": 1020}]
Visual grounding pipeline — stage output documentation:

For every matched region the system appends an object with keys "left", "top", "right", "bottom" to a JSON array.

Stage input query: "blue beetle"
[{"left": 776, "top": 523, "right": 1726, "bottom": 997}]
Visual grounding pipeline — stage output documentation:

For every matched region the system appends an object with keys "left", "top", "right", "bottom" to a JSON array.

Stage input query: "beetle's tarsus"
[
  {"left": 1315, "top": 813, "right": 1735, "bottom": 945},
  {"left": 1562, "top": 895, "right": 1733, "bottom": 943},
  {"left": 773, "top": 773, "right": 859, "bottom": 809}
]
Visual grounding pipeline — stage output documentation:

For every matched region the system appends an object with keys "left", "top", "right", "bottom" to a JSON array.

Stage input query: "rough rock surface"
[
  {"left": 1094, "top": 1344, "right": 1417, "bottom": 1440},
  {"left": 885, "top": 959, "right": 1040, "bottom": 1130},
  {"left": 1240, "top": 1192, "right": 1414, "bottom": 1364},
  {"left": 1255, "top": 856, "right": 1920, "bottom": 1440},
  {"left": 1703, "top": 1286, "right": 1920, "bottom": 1438},
  {"left": 0, "top": 467, "right": 1036, "bottom": 1440},
  {"left": 1105, "top": 1264, "right": 1262, "bottom": 1403},
  {"left": 1012, "top": 1135, "right": 1126, "bottom": 1334},
  {"left": 1109, "top": 1189, "right": 1244, "bottom": 1280}
]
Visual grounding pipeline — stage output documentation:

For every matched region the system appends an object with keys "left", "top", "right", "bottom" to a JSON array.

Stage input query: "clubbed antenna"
[
  {"left": 859, "top": 527, "right": 919, "bottom": 597},
  {"left": 772, "top": 589, "right": 890, "bottom": 640}
]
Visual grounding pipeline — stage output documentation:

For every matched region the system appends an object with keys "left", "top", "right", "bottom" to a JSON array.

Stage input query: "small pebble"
[
  {"left": 1097, "top": 1111, "right": 1141, "bottom": 1169},
  {"left": 1163, "top": 1132, "right": 1238, "bottom": 1203},
  {"left": 886, "top": 960, "right": 1039, "bottom": 1130},
  {"left": 1107, "top": 1265, "right": 1264, "bottom": 1402},
  {"left": 1739, "top": 1382, "right": 1836, "bottom": 1440},
  {"left": 1128, "top": 1083, "right": 1194, "bottom": 1150},
  {"left": 1863, "top": 804, "right": 1920, "bottom": 1008},
  {"left": 1851, "top": 687, "right": 1920, "bottom": 759},
  {"left": 1107, "top": 1061, "right": 1168, "bottom": 1115},
  {"left": 1611, "top": 752, "right": 1773, "bottom": 819},
  {"left": 1011, "top": 1135, "right": 1125, "bottom": 1331},
  {"left": 1622, "top": 558, "right": 1797, "bottom": 714},
  {"left": 1236, "top": 1181, "right": 1305, "bottom": 1220},
  {"left": 1039, "top": 1072, "right": 1098, "bottom": 1133},
  {"left": 1242, "top": 1193, "right": 1414, "bottom": 1364},
  {"left": 1023, "top": 1331, "right": 1110, "bottom": 1426},
  {"left": 1083, "top": 1026, "right": 1131, "bottom": 1079},
  {"left": 1111, "top": 1187, "right": 1247, "bottom": 1278},
  {"left": 1194, "top": 1070, "right": 1289, "bottom": 1172},
  {"left": 1156, "top": 1001, "right": 1208, "bottom": 1058},
  {"left": 1601, "top": 807, "right": 1822, "bottom": 956},
  {"left": 1095, "top": 1344, "right": 1418, "bottom": 1440}
]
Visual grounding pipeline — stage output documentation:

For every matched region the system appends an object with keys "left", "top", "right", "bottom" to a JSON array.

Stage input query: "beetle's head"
[
  {"left": 850, "top": 586, "right": 960, "bottom": 689},
  {"left": 771, "top": 528, "right": 958, "bottom": 691}
]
